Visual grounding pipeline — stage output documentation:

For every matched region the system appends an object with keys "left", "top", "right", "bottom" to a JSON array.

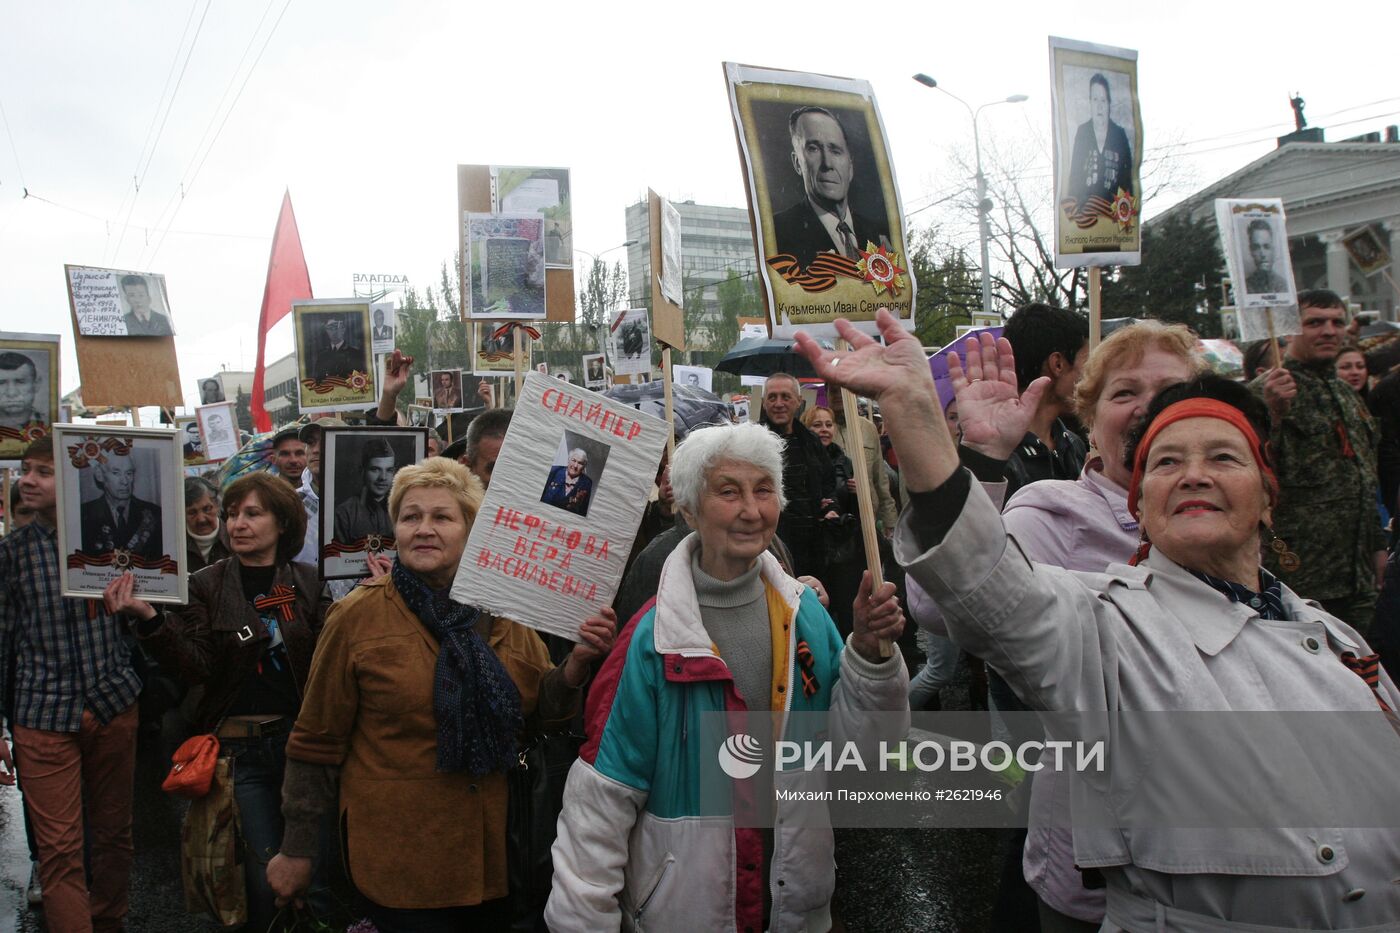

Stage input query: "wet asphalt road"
[{"left": 0, "top": 662, "right": 1004, "bottom": 933}]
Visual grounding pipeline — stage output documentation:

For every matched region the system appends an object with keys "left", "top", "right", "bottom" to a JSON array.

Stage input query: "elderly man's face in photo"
[
  {"left": 101, "top": 454, "right": 136, "bottom": 503},
  {"left": 791, "top": 111, "right": 853, "bottom": 210},
  {"left": 122, "top": 283, "right": 152, "bottom": 314},
  {"left": 324, "top": 316, "right": 346, "bottom": 344},
  {"left": 0, "top": 359, "right": 37, "bottom": 419},
  {"left": 1249, "top": 226, "right": 1276, "bottom": 272},
  {"left": 1090, "top": 81, "right": 1109, "bottom": 133},
  {"left": 365, "top": 455, "right": 397, "bottom": 499},
  {"left": 566, "top": 449, "right": 587, "bottom": 480},
  {"left": 373, "top": 309, "right": 385, "bottom": 327}
]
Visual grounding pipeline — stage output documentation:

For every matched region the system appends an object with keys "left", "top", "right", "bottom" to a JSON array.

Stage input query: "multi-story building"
[{"left": 623, "top": 199, "right": 758, "bottom": 340}]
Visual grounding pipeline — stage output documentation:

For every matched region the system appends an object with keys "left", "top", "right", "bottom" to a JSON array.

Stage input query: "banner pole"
[
  {"left": 836, "top": 338, "right": 891, "bottom": 659},
  {"left": 1088, "top": 267, "right": 1103, "bottom": 350},
  {"left": 661, "top": 345, "right": 676, "bottom": 459}
]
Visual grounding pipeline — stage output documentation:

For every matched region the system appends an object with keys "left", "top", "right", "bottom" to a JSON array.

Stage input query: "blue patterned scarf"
[{"left": 391, "top": 559, "right": 523, "bottom": 775}]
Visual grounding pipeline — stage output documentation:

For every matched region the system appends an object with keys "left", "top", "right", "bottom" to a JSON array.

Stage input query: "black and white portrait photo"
[
  {"left": 292, "top": 300, "right": 378, "bottom": 413},
  {"left": 0, "top": 332, "right": 60, "bottom": 460},
  {"left": 320, "top": 426, "right": 427, "bottom": 579},
  {"left": 370, "top": 302, "right": 396, "bottom": 355},
  {"left": 673, "top": 364, "right": 713, "bottom": 393},
  {"left": 176, "top": 416, "right": 205, "bottom": 464},
  {"left": 1238, "top": 216, "right": 1292, "bottom": 296},
  {"left": 539, "top": 431, "right": 611, "bottom": 519},
  {"left": 196, "top": 401, "right": 240, "bottom": 462},
  {"left": 1049, "top": 37, "right": 1143, "bottom": 268},
  {"left": 726, "top": 63, "right": 914, "bottom": 339},
  {"left": 583, "top": 352, "right": 606, "bottom": 389},
  {"left": 1215, "top": 198, "right": 1298, "bottom": 309},
  {"left": 65, "top": 265, "right": 177, "bottom": 337},
  {"left": 607, "top": 308, "right": 651, "bottom": 377},
  {"left": 199, "top": 376, "right": 225, "bottom": 404},
  {"left": 55, "top": 425, "right": 185, "bottom": 603}
]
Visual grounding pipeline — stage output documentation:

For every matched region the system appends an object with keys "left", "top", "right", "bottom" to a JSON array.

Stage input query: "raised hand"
[
  {"left": 793, "top": 309, "right": 934, "bottom": 406},
  {"left": 947, "top": 332, "right": 1049, "bottom": 461}
]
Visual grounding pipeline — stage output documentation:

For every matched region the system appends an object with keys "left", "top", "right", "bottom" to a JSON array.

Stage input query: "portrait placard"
[
  {"left": 64, "top": 265, "right": 177, "bottom": 337},
  {"left": 320, "top": 427, "right": 426, "bottom": 580},
  {"left": 471, "top": 321, "right": 534, "bottom": 376},
  {"left": 292, "top": 299, "right": 377, "bottom": 413},
  {"left": 554, "top": 369, "right": 573, "bottom": 384},
  {"left": 673, "top": 364, "right": 714, "bottom": 392},
  {"left": 1343, "top": 227, "right": 1391, "bottom": 277},
  {"left": 731, "top": 395, "right": 751, "bottom": 422},
  {"left": 0, "top": 331, "right": 60, "bottom": 460},
  {"left": 175, "top": 416, "right": 207, "bottom": 466},
  {"left": 1214, "top": 198, "right": 1298, "bottom": 314},
  {"left": 451, "top": 372, "right": 668, "bottom": 641},
  {"left": 582, "top": 352, "right": 607, "bottom": 390},
  {"left": 608, "top": 308, "right": 652, "bottom": 377},
  {"left": 428, "top": 369, "right": 465, "bottom": 413},
  {"left": 407, "top": 404, "right": 433, "bottom": 428},
  {"left": 1050, "top": 37, "right": 1143, "bottom": 268},
  {"left": 54, "top": 424, "right": 186, "bottom": 603},
  {"left": 492, "top": 166, "right": 572, "bottom": 269},
  {"left": 370, "top": 302, "right": 397, "bottom": 355},
  {"left": 197, "top": 375, "right": 225, "bottom": 404},
  {"left": 466, "top": 212, "right": 547, "bottom": 319},
  {"left": 725, "top": 62, "right": 915, "bottom": 338},
  {"left": 195, "top": 401, "right": 240, "bottom": 462}
]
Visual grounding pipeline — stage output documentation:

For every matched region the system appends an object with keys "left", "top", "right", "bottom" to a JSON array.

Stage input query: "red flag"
[{"left": 250, "top": 190, "right": 313, "bottom": 433}]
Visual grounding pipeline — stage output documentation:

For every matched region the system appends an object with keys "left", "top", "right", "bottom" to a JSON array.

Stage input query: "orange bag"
[{"left": 162, "top": 734, "right": 221, "bottom": 798}]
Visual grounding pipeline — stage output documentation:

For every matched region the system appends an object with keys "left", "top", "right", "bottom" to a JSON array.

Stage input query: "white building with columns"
[{"left": 1152, "top": 137, "right": 1400, "bottom": 320}]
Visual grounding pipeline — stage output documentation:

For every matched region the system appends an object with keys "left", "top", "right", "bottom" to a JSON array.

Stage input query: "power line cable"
[
  {"left": 111, "top": 0, "right": 213, "bottom": 264},
  {"left": 140, "top": 0, "right": 291, "bottom": 267},
  {"left": 0, "top": 92, "right": 27, "bottom": 191}
]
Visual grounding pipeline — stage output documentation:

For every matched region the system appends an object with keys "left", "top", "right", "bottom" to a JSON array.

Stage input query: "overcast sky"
[{"left": 3, "top": 1, "right": 1396, "bottom": 410}]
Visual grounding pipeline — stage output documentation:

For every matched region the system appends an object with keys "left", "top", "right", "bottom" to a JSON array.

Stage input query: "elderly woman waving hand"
[{"left": 799, "top": 310, "right": 1400, "bottom": 932}]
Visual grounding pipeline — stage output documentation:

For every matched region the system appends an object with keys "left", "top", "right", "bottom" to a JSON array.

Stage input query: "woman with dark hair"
[
  {"left": 183, "top": 475, "right": 230, "bottom": 571},
  {"left": 801, "top": 311, "right": 1400, "bottom": 930},
  {"left": 1336, "top": 342, "right": 1370, "bottom": 401},
  {"left": 104, "top": 471, "right": 330, "bottom": 931}
]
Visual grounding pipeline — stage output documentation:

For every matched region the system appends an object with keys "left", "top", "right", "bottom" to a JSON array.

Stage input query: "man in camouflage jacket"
[{"left": 1252, "top": 289, "right": 1385, "bottom": 632}]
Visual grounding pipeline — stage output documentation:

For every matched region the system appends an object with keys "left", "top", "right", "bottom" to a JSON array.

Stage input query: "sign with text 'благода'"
[{"left": 450, "top": 371, "right": 668, "bottom": 641}]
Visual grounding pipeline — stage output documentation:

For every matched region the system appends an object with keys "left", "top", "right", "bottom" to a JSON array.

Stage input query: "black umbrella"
[
  {"left": 603, "top": 382, "right": 732, "bottom": 440},
  {"left": 715, "top": 336, "right": 833, "bottom": 378}
]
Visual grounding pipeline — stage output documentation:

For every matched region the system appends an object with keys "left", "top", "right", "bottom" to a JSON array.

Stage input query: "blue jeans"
[
  {"left": 226, "top": 732, "right": 332, "bottom": 932},
  {"left": 909, "top": 629, "right": 959, "bottom": 709}
]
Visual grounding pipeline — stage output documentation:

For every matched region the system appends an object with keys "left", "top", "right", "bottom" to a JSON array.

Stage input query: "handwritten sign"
[
  {"left": 451, "top": 372, "right": 668, "bottom": 641},
  {"left": 64, "top": 265, "right": 175, "bottom": 337}
]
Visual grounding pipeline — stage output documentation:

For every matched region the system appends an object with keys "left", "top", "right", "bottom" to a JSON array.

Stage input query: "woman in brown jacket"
[
  {"left": 105, "top": 471, "right": 331, "bottom": 932},
  {"left": 265, "top": 457, "right": 616, "bottom": 932}
]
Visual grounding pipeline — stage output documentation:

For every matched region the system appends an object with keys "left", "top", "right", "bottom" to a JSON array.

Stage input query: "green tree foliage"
[
  {"left": 1101, "top": 212, "right": 1226, "bottom": 336},
  {"left": 905, "top": 227, "right": 984, "bottom": 350}
]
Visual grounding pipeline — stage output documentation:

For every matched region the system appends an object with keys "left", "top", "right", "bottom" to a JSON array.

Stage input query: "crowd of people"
[{"left": 1, "top": 289, "right": 1398, "bottom": 931}]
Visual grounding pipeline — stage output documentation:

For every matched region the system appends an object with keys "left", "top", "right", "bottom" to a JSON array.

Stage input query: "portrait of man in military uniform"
[
  {"left": 119, "top": 274, "right": 175, "bottom": 337},
  {"left": 333, "top": 437, "right": 400, "bottom": 544},
  {"left": 79, "top": 449, "right": 164, "bottom": 562},
  {"left": 1242, "top": 218, "right": 1292, "bottom": 295},
  {"left": 306, "top": 313, "right": 367, "bottom": 383}
]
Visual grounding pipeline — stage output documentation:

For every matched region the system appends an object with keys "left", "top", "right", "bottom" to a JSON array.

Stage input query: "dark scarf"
[{"left": 391, "top": 559, "right": 523, "bottom": 775}]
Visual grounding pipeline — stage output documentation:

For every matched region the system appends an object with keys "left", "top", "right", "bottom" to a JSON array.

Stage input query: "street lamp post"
[{"left": 912, "top": 74, "right": 1027, "bottom": 314}]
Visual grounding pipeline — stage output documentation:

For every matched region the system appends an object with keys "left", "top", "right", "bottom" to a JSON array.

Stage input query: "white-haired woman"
[{"left": 547, "top": 422, "right": 909, "bottom": 932}]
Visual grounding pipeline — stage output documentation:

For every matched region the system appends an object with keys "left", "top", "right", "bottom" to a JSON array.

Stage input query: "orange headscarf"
[{"left": 1126, "top": 397, "right": 1278, "bottom": 520}]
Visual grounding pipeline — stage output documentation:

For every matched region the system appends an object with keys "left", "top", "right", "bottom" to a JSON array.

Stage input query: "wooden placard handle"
[{"left": 836, "top": 338, "right": 892, "bottom": 659}]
